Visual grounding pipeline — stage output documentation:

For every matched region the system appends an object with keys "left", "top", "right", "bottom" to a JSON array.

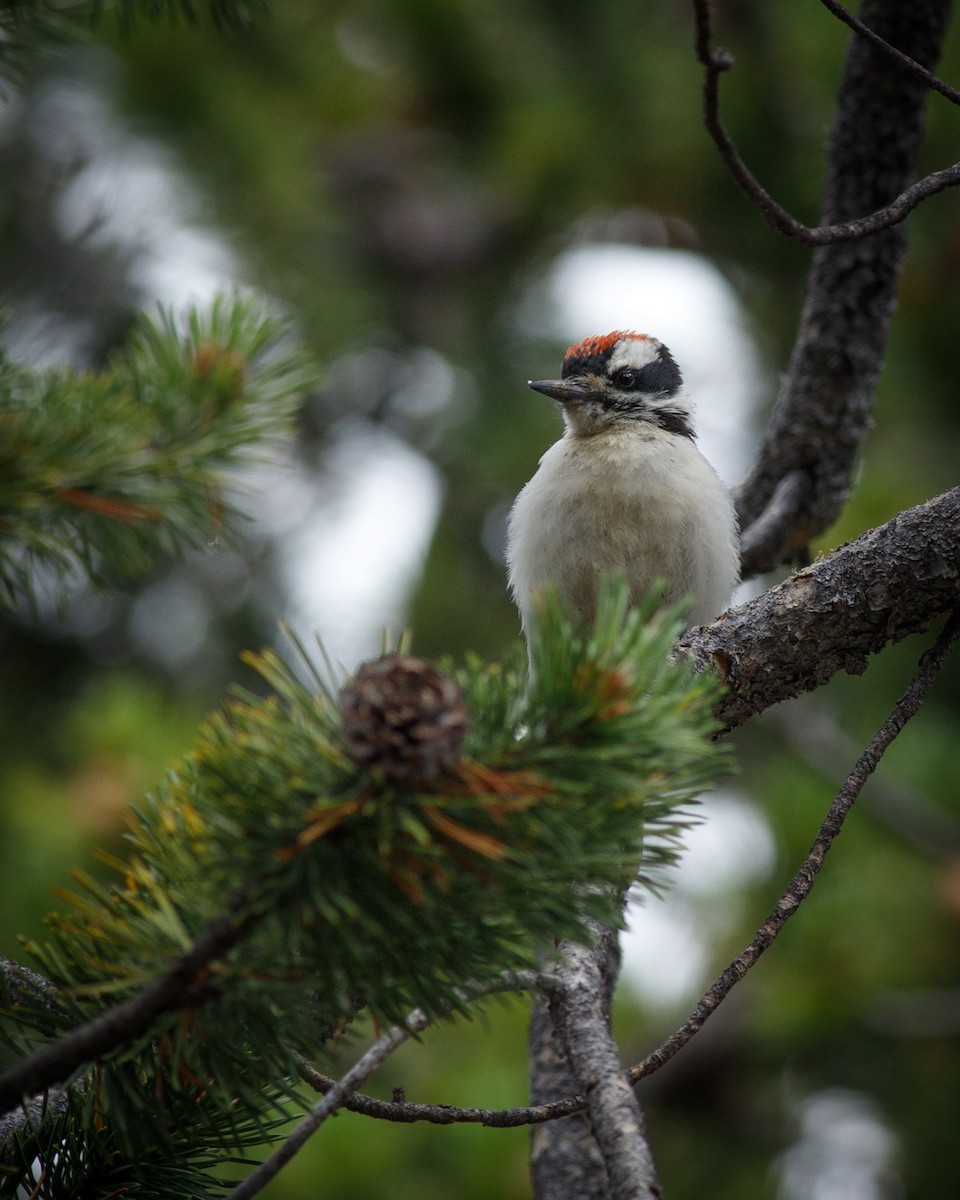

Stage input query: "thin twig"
[
  {"left": 693, "top": 0, "right": 960, "bottom": 244},
  {"left": 818, "top": 0, "right": 960, "bottom": 106},
  {"left": 227, "top": 1009, "right": 431, "bottom": 1200},
  {"left": 629, "top": 607, "right": 960, "bottom": 1083},
  {"left": 776, "top": 697, "right": 960, "bottom": 861},
  {"left": 300, "top": 1059, "right": 585, "bottom": 1127},
  {"left": 297, "top": 968, "right": 571, "bottom": 1127}
]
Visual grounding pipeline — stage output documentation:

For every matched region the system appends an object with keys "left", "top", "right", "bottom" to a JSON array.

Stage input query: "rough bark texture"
[
  {"left": 546, "top": 931, "right": 661, "bottom": 1200},
  {"left": 532, "top": 8, "right": 957, "bottom": 1182},
  {"left": 529, "top": 994, "right": 612, "bottom": 1200},
  {"left": 529, "top": 937, "right": 619, "bottom": 1200},
  {"left": 735, "top": 0, "right": 954, "bottom": 574},
  {"left": 680, "top": 487, "right": 960, "bottom": 730}
]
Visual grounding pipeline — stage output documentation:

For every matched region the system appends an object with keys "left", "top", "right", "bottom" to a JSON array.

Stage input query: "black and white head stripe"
[
  {"left": 562, "top": 331, "right": 683, "bottom": 398},
  {"left": 559, "top": 331, "right": 692, "bottom": 437}
]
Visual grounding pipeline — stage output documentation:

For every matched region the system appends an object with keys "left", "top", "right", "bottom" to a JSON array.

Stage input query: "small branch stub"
[{"left": 339, "top": 654, "right": 468, "bottom": 782}]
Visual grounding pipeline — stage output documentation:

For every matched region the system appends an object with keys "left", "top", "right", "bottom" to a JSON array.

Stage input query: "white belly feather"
[{"left": 506, "top": 428, "right": 739, "bottom": 635}]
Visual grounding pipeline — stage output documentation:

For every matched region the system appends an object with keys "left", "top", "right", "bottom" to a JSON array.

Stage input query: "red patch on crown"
[{"left": 562, "top": 330, "right": 650, "bottom": 366}]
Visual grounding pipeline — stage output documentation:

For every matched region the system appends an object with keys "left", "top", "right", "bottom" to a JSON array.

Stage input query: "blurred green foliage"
[{"left": 2, "top": 0, "right": 960, "bottom": 1196}]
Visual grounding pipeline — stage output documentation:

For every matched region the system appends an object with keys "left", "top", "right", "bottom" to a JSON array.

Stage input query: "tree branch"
[
  {"left": 693, "top": 0, "right": 960, "bottom": 248},
  {"left": 0, "top": 898, "right": 254, "bottom": 1117},
  {"left": 631, "top": 606, "right": 960, "bottom": 1083},
  {"left": 727, "top": 0, "right": 954, "bottom": 573},
  {"left": 529, "top": 961, "right": 611, "bottom": 1200},
  {"left": 818, "top": 0, "right": 960, "bottom": 105},
  {"left": 775, "top": 698, "right": 960, "bottom": 861},
  {"left": 546, "top": 929, "right": 661, "bottom": 1200},
  {"left": 736, "top": 470, "right": 810, "bottom": 572},
  {"left": 681, "top": 487, "right": 960, "bottom": 731},
  {"left": 228, "top": 1009, "right": 431, "bottom": 1200}
]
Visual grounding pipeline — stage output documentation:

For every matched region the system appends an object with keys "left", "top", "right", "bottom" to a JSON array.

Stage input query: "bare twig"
[
  {"left": 227, "top": 1009, "right": 431, "bottom": 1200},
  {"left": 630, "top": 607, "right": 960, "bottom": 1083},
  {"left": 730, "top": 0, "right": 952, "bottom": 571},
  {"left": 299, "top": 1057, "right": 586, "bottom": 1126},
  {"left": 295, "top": 969, "right": 572, "bottom": 1131},
  {"left": 777, "top": 698, "right": 960, "bottom": 861},
  {"left": 693, "top": 0, "right": 960, "bottom": 246},
  {"left": 818, "top": 0, "right": 960, "bottom": 105},
  {"left": 0, "top": 898, "right": 255, "bottom": 1117}
]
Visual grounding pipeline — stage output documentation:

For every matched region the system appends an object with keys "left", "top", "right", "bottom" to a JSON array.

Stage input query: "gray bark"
[
  {"left": 681, "top": 486, "right": 960, "bottom": 731},
  {"left": 532, "top": 6, "right": 957, "bottom": 1193},
  {"left": 736, "top": 0, "right": 954, "bottom": 575},
  {"left": 531, "top": 928, "right": 660, "bottom": 1200}
]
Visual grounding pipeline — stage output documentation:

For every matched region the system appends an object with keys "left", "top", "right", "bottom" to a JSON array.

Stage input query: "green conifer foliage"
[
  {"left": 0, "top": 296, "right": 307, "bottom": 604},
  {"left": 1, "top": 581, "right": 731, "bottom": 1195}
]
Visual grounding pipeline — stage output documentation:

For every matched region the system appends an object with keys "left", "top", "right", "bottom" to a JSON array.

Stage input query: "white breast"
[{"left": 506, "top": 427, "right": 739, "bottom": 636}]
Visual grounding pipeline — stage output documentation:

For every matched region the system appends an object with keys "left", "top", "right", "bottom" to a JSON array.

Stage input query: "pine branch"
[
  {"left": 0, "top": 581, "right": 729, "bottom": 1193},
  {"left": 0, "top": 0, "right": 267, "bottom": 82},
  {"left": 0, "top": 896, "right": 254, "bottom": 1116},
  {"left": 0, "top": 294, "right": 310, "bottom": 606},
  {"left": 5, "top": 562, "right": 952, "bottom": 1190},
  {"left": 299, "top": 607, "right": 960, "bottom": 1140}
]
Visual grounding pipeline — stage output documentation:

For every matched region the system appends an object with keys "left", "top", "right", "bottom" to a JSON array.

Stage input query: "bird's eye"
[{"left": 612, "top": 368, "right": 638, "bottom": 389}]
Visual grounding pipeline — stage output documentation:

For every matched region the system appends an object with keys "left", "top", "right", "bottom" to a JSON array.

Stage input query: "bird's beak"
[{"left": 527, "top": 378, "right": 590, "bottom": 405}]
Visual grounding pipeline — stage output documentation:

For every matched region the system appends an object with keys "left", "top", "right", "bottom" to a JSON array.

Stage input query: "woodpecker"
[{"left": 506, "top": 330, "right": 740, "bottom": 643}]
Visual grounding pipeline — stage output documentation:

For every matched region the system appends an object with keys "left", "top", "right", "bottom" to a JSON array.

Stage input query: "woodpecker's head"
[{"left": 528, "top": 331, "right": 693, "bottom": 439}]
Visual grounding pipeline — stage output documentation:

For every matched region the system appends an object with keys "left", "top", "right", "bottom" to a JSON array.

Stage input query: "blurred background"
[{"left": 2, "top": 1, "right": 960, "bottom": 1196}]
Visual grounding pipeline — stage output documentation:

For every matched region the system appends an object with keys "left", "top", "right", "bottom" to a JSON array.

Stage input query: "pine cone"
[{"left": 339, "top": 654, "right": 468, "bottom": 782}]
